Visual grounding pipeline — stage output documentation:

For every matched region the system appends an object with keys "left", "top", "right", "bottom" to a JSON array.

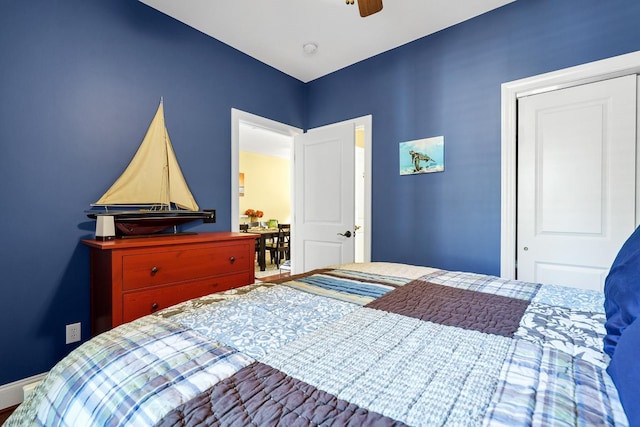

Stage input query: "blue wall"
[
  {"left": 307, "top": 0, "right": 640, "bottom": 275},
  {"left": 3, "top": 0, "right": 640, "bottom": 387},
  {"left": 0, "top": 0, "right": 305, "bottom": 385}
]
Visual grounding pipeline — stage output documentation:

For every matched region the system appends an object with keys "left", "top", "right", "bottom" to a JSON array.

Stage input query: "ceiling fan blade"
[{"left": 358, "top": 0, "right": 383, "bottom": 17}]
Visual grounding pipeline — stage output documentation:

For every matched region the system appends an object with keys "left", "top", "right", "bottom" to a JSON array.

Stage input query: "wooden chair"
[
  {"left": 267, "top": 224, "right": 290, "bottom": 267},
  {"left": 239, "top": 223, "right": 261, "bottom": 263}
]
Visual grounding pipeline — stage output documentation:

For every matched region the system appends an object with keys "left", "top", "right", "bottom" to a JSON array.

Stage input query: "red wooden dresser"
[{"left": 82, "top": 232, "right": 256, "bottom": 336}]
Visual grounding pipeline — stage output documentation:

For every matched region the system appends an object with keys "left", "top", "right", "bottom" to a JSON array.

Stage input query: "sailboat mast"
[{"left": 159, "top": 125, "right": 171, "bottom": 210}]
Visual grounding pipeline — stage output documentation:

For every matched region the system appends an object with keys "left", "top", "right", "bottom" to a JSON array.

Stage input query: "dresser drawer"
[
  {"left": 122, "top": 274, "right": 249, "bottom": 323},
  {"left": 122, "top": 244, "right": 251, "bottom": 290}
]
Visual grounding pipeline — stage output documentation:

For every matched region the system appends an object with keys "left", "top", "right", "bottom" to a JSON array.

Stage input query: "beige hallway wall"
[{"left": 239, "top": 150, "right": 291, "bottom": 225}]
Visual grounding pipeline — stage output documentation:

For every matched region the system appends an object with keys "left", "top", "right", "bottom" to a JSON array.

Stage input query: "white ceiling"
[
  {"left": 138, "top": 0, "right": 516, "bottom": 83},
  {"left": 239, "top": 123, "right": 293, "bottom": 159}
]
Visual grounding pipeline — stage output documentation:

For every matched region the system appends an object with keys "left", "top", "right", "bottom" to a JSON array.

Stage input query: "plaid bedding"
[
  {"left": 8, "top": 316, "right": 254, "bottom": 426},
  {"left": 6, "top": 263, "right": 629, "bottom": 426},
  {"left": 283, "top": 268, "right": 414, "bottom": 304}
]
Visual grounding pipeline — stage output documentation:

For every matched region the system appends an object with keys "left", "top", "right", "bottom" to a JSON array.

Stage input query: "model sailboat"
[{"left": 87, "top": 99, "right": 215, "bottom": 237}]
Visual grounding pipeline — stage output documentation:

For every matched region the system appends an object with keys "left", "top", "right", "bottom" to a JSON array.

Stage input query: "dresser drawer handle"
[
  {"left": 151, "top": 302, "right": 159, "bottom": 311},
  {"left": 229, "top": 256, "right": 236, "bottom": 263},
  {"left": 150, "top": 266, "right": 159, "bottom": 275}
]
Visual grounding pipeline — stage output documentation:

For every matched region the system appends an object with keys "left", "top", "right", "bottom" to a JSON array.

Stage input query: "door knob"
[{"left": 338, "top": 230, "right": 352, "bottom": 238}]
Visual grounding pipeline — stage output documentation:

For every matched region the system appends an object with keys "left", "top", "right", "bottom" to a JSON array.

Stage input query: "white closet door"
[{"left": 517, "top": 75, "right": 637, "bottom": 291}]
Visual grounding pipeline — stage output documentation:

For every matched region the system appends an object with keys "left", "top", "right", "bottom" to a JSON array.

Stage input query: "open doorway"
[
  {"left": 240, "top": 124, "right": 294, "bottom": 279},
  {"left": 231, "top": 109, "right": 302, "bottom": 233},
  {"left": 231, "top": 109, "right": 371, "bottom": 276},
  {"left": 231, "top": 110, "right": 301, "bottom": 279},
  {"left": 354, "top": 127, "right": 366, "bottom": 262},
  {"left": 238, "top": 123, "right": 294, "bottom": 227}
]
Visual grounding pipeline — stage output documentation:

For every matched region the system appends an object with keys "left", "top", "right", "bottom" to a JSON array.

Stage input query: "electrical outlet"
[{"left": 65, "top": 322, "right": 81, "bottom": 344}]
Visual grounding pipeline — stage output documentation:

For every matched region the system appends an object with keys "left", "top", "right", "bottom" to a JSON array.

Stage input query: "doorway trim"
[
  {"left": 231, "top": 109, "right": 303, "bottom": 232},
  {"left": 501, "top": 50, "right": 640, "bottom": 279},
  {"left": 231, "top": 109, "right": 373, "bottom": 264}
]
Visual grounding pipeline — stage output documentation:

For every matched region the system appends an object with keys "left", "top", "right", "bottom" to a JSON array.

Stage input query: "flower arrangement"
[{"left": 244, "top": 209, "right": 264, "bottom": 220}]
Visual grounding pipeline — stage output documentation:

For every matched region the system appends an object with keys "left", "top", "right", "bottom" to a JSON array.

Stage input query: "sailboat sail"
[{"left": 94, "top": 100, "right": 199, "bottom": 211}]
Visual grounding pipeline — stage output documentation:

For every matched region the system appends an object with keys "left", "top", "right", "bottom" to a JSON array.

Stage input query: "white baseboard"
[{"left": 0, "top": 373, "right": 47, "bottom": 410}]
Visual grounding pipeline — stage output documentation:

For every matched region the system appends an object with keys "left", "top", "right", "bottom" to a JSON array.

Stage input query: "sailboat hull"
[{"left": 88, "top": 210, "right": 215, "bottom": 237}]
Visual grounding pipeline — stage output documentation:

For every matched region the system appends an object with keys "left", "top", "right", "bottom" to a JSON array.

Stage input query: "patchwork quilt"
[{"left": 6, "top": 262, "right": 629, "bottom": 426}]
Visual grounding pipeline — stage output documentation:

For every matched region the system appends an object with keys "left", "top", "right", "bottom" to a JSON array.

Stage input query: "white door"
[
  {"left": 292, "top": 123, "right": 355, "bottom": 273},
  {"left": 517, "top": 75, "right": 637, "bottom": 291}
]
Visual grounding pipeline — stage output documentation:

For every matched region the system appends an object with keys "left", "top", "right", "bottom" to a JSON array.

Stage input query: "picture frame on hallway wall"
[{"left": 399, "top": 136, "right": 444, "bottom": 175}]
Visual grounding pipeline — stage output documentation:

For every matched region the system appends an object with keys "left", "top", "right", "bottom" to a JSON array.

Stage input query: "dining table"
[{"left": 246, "top": 227, "right": 279, "bottom": 271}]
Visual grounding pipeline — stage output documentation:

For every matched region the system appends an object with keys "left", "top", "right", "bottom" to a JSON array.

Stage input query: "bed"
[{"left": 5, "top": 261, "right": 636, "bottom": 426}]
